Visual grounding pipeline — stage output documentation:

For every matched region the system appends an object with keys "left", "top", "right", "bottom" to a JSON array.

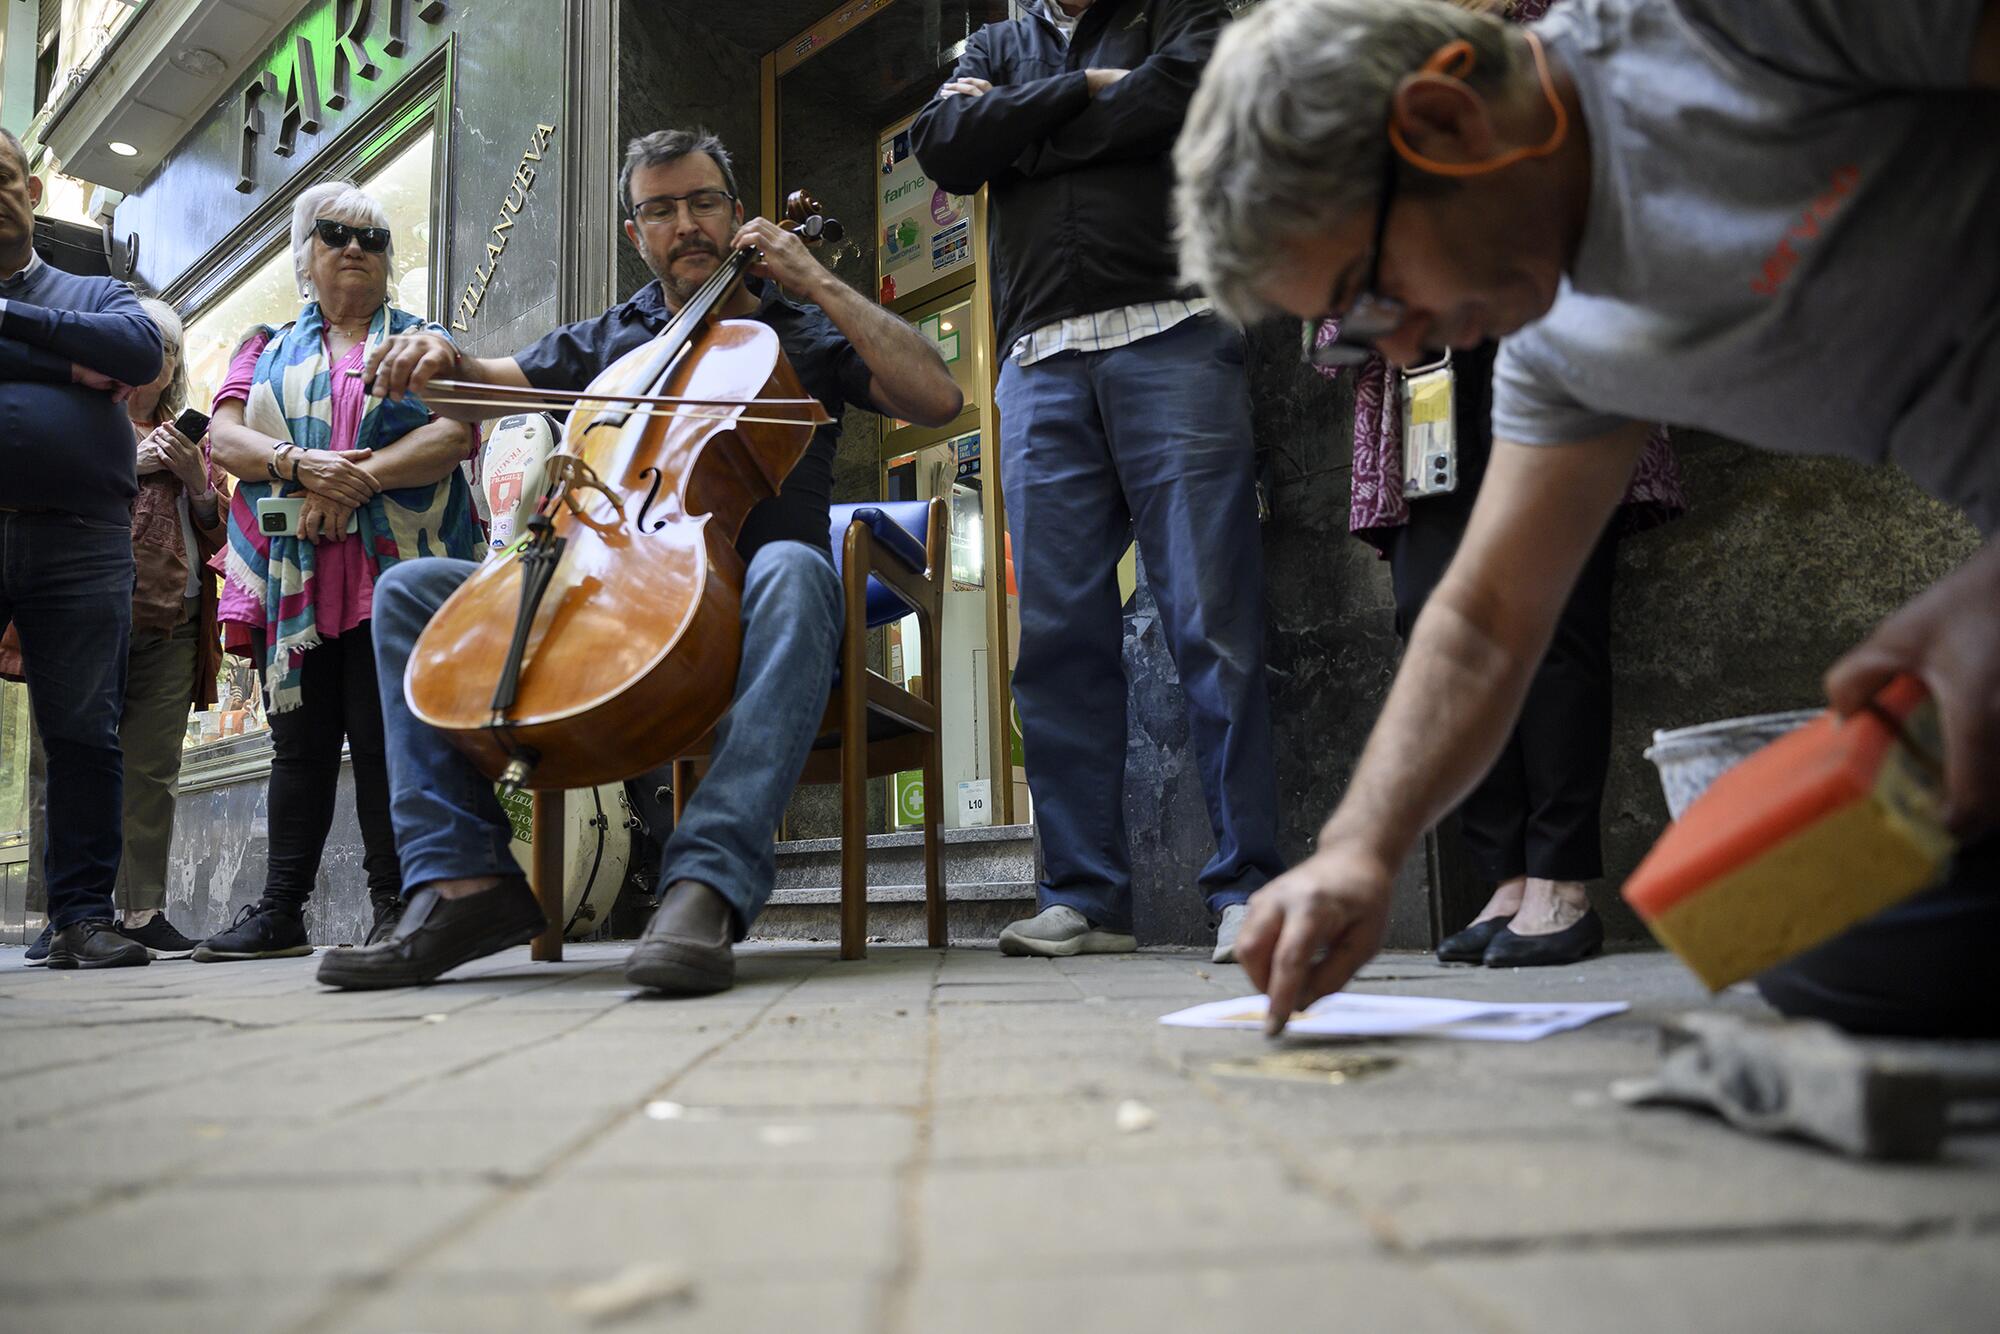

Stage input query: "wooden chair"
[{"left": 670, "top": 498, "right": 949, "bottom": 959}]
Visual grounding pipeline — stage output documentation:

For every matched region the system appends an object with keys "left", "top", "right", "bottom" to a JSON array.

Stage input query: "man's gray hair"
[
  {"left": 0, "top": 128, "right": 26, "bottom": 173},
  {"left": 1175, "top": 0, "right": 1521, "bottom": 324},
  {"left": 619, "top": 128, "right": 740, "bottom": 213},
  {"left": 290, "top": 179, "right": 394, "bottom": 299}
]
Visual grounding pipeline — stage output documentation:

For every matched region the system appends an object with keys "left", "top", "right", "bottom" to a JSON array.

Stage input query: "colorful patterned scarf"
[{"left": 227, "top": 301, "right": 480, "bottom": 711}]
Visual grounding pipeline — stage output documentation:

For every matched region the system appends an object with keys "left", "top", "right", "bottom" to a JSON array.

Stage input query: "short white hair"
[
  {"left": 290, "top": 180, "right": 394, "bottom": 299},
  {"left": 1175, "top": 0, "right": 1521, "bottom": 324}
]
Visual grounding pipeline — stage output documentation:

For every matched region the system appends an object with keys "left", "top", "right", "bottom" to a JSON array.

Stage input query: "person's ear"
[
  {"left": 27, "top": 173, "right": 43, "bottom": 208},
  {"left": 1391, "top": 73, "right": 1499, "bottom": 170},
  {"left": 623, "top": 217, "right": 641, "bottom": 251}
]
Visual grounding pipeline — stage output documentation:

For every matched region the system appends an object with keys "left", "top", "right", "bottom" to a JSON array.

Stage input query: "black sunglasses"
[
  {"left": 1306, "top": 150, "right": 1405, "bottom": 369},
  {"left": 314, "top": 219, "right": 391, "bottom": 253}
]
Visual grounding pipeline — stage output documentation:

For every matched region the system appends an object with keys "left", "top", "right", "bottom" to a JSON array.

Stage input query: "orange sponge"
[{"left": 1623, "top": 676, "right": 1953, "bottom": 991}]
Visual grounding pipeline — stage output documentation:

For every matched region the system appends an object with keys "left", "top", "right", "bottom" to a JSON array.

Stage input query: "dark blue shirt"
[
  {"left": 513, "top": 278, "right": 879, "bottom": 560},
  {"left": 0, "top": 258, "right": 164, "bottom": 525}
]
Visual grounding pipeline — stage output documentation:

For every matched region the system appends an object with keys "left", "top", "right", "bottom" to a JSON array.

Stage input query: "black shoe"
[
  {"left": 1437, "top": 915, "right": 1512, "bottom": 963},
  {"left": 624, "top": 880, "right": 737, "bottom": 996},
  {"left": 364, "top": 893, "right": 404, "bottom": 947},
  {"left": 24, "top": 922, "right": 54, "bottom": 966},
  {"left": 316, "top": 878, "right": 545, "bottom": 991},
  {"left": 115, "top": 912, "right": 200, "bottom": 959},
  {"left": 191, "top": 901, "right": 313, "bottom": 962},
  {"left": 46, "top": 921, "right": 150, "bottom": 970},
  {"left": 1483, "top": 908, "right": 1604, "bottom": 968}
]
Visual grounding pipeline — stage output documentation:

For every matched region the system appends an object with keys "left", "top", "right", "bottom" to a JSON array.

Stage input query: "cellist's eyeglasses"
[
  {"left": 314, "top": 219, "right": 392, "bottom": 253},
  {"left": 1305, "top": 150, "right": 1404, "bottom": 369},
  {"left": 630, "top": 189, "right": 736, "bottom": 226}
]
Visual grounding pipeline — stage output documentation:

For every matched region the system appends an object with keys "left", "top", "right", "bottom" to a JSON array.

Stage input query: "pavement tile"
[
  {"left": 905, "top": 1257, "right": 1497, "bottom": 1334},
  {"left": 917, "top": 1156, "right": 1375, "bottom": 1271},
  {"left": 0, "top": 1180, "right": 494, "bottom": 1292},
  {"left": 0, "top": 1288, "right": 327, "bottom": 1334},
  {"left": 419, "top": 1174, "right": 902, "bottom": 1281},
  {"left": 183, "top": 1105, "right": 610, "bottom": 1182},
  {"left": 1327, "top": 1122, "right": 2000, "bottom": 1250},
  {"left": 931, "top": 1050, "right": 1194, "bottom": 1105},
  {"left": 668, "top": 1057, "right": 928, "bottom": 1109},
  {"left": 1433, "top": 1234, "right": 2000, "bottom": 1334},
  {"left": 565, "top": 1108, "right": 919, "bottom": 1176},
  {"left": 926, "top": 1091, "right": 1241, "bottom": 1165},
  {"left": 314, "top": 1272, "right": 885, "bottom": 1334}
]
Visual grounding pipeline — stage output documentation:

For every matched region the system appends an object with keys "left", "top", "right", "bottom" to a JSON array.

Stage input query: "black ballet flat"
[
  {"left": 1436, "top": 915, "right": 1513, "bottom": 963},
  {"left": 1482, "top": 908, "right": 1604, "bottom": 968}
]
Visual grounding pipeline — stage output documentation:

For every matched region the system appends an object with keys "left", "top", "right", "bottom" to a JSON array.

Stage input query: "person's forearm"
[
  {"left": 912, "top": 71, "right": 1093, "bottom": 194},
  {"left": 1, "top": 302, "right": 163, "bottom": 386},
  {"left": 0, "top": 334, "right": 71, "bottom": 383},
  {"left": 208, "top": 415, "right": 292, "bottom": 483},
  {"left": 358, "top": 418, "right": 473, "bottom": 490},
  {"left": 422, "top": 352, "right": 523, "bottom": 421},
  {"left": 806, "top": 272, "right": 963, "bottom": 426},
  {"left": 1321, "top": 590, "right": 1544, "bottom": 868}
]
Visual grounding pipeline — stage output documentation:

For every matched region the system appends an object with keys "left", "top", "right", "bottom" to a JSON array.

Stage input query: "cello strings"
[
  {"left": 339, "top": 368, "right": 824, "bottom": 412},
  {"left": 387, "top": 391, "right": 829, "bottom": 429}
]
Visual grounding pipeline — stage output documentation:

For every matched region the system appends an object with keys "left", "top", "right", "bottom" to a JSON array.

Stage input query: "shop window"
[
  {"left": 177, "top": 131, "right": 438, "bottom": 750},
  {"left": 0, "top": 682, "right": 28, "bottom": 851}
]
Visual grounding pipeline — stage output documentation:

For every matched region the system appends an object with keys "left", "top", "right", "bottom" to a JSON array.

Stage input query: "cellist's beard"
[{"left": 651, "top": 240, "right": 720, "bottom": 305}]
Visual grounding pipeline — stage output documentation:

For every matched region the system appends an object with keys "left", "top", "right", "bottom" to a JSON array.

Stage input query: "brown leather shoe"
[
  {"left": 316, "top": 878, "right": 545, "bottom": 990},
  {"left": 624, "top": 880, "right": 736, "bottom": 995}
]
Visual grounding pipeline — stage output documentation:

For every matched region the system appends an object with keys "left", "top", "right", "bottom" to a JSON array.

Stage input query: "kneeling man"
[{"left": 1176, "top": 0, "right": 2000, "bottom": 1035}]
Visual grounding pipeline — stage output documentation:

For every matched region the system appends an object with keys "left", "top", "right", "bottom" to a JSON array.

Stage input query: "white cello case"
[
  {"left": 495, "top": 785, "right": 636, "bottom": 940},
  {"left": 479, "top": 412, "right": 558, "bottom": 553}
]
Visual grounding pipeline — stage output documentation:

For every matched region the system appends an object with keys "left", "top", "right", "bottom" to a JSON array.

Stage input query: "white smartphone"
[{"left": 255, "top": 496, "right": 358, "bottom": 537}]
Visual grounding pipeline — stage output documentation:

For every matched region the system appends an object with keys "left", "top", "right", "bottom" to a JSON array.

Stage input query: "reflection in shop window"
[{"left": 179, "top": 131, "right": 438, "bottom": 751}]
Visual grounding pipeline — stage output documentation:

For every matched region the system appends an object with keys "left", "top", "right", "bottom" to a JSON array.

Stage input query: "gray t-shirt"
[{"left": 1494, "top": 0, "right": 1999, "bottom": 534}]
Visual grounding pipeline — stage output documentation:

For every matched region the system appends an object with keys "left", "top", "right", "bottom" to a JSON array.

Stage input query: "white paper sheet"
[{"left": 1159, "top": 993, "right": 1629, "bottom": 1042}]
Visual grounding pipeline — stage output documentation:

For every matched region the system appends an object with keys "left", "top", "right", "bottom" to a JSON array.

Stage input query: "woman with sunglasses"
[{"left": 198, "top": 181, "right": 480, "bottom": 962}]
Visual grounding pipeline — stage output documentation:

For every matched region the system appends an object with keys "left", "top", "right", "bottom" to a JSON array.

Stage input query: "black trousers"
[
  {"left": 1383, "top": 344, "right": 1618, "bottom": 888},
  {"left": 258, "top": 624, "right": 401, "bottom": 907},
  {"left": 1756, "top": 834, "right": 2000, "bottom": 1038}
]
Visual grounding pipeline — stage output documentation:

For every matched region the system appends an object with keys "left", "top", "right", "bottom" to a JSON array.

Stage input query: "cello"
[{"left": 401, "top": 193, "right": 847, "bottom": 793}]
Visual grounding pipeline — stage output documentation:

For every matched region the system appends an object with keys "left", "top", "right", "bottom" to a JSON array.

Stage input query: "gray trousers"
[{"left": 26, "top": 617, "right": 199, "bottom": 918}]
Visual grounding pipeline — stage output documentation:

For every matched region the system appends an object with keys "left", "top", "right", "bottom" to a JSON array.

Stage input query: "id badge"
[{"left": 1400, "top": 352, "right": 1458, "bottom": 499}]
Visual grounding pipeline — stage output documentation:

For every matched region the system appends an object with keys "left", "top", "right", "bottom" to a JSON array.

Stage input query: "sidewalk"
[{"left": 1, "top": 944, "right": 1993, "bottom": 1333}]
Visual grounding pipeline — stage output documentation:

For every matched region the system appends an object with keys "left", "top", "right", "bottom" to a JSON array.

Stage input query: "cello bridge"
[{"left": 544, "top": 453, "right": 622, "bottom": 519}]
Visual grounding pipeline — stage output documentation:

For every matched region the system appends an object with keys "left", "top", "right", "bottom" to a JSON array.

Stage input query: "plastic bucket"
[{"left": 1642, "top": 709, "right": 1823, "bottom": 820}]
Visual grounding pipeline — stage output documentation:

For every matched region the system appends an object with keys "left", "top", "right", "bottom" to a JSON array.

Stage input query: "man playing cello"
[{"left": 326, "top": 127, "right": 961, "bottom": 993}]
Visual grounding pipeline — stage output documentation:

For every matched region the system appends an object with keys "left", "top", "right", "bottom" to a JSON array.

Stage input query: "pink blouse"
[{"left": 213, "top": 330, "right": 376, "bottom": 648}]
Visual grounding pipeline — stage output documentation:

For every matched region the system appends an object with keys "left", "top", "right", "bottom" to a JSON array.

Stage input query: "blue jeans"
[
  {"left": 370, "top": 541, "right": 842, "bottom": 932},
  {"left": 997, "top": 314, "right": 1282, "bottom": 933},
  {"left": 0, "top": 511, "right": 133, "bottom": 929}
]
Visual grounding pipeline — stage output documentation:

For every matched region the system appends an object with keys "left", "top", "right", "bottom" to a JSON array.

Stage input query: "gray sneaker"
[
  {"left": 1212, "top": 903, "right": 1249, "bottom": 965},
  {"left": 997, "top": 905, "right": 1136, "bottom": 958}
]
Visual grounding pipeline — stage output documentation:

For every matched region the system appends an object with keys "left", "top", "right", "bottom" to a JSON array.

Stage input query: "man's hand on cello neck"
[{"left": 732, "top": 216, "right": 964, "bottom": 427}]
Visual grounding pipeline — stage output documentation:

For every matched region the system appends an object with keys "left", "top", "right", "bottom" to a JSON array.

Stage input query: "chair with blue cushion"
[{"left": 673, "top": 497, "right": 947, "bottom": 959}]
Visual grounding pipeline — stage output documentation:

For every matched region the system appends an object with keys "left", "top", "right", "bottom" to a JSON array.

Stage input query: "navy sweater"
[{"left": 0, "top": 259, "right": 164, "bottom": 524}]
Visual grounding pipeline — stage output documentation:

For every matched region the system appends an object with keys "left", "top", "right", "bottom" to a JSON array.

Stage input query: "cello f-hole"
[{"left": 636, "top": 466, "right": 672, "bottom": 534}]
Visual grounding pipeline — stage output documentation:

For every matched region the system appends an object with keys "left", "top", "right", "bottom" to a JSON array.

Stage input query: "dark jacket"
[
  {"left": 0, "top": 260, "right": 164, "bottom": 525},
  {"left": 910, "top": 0, "right": 1227, "bottom": 352}
]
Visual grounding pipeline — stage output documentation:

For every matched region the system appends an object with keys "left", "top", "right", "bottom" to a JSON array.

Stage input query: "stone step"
[{"left": 755, "top": 823, "right": 1038, "bottom": 944}]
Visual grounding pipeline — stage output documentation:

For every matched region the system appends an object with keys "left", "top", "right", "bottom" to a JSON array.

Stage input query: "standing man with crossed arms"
[{"left": 913, "top": 0, "right": 1283, "bottom": 964}]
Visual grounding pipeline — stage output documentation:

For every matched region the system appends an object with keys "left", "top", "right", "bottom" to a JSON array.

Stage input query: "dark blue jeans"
[
  {"left": 1756, "top": 833, "right": 1999, "bottom": 1038},
  {"left": 997, "top": 314, "right": 1282, "bottom": 933},
  {"left": 0, "top": 510, "right": 132, "bottom": 929},
  {"left": 369, "top": 542, "right": 842, "bottom": 932}
]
